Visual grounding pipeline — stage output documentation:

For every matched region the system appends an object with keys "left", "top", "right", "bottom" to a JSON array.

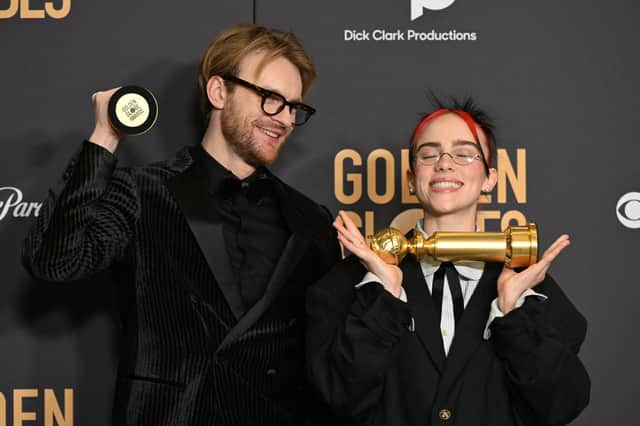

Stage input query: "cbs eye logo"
[
  {"left": 616, "top": 192, "right": 640, "bottom": 229},
  {"left": 411, "top": 0, "right": 456, "bottom": 21}
]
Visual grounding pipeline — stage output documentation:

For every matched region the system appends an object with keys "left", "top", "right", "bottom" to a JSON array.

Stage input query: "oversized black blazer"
[
  {"left": 23, "top": 141, "right": 342, "bottom": 426},
  {"left": 306, "top": 255, "right": 590, "bottom": 426}
]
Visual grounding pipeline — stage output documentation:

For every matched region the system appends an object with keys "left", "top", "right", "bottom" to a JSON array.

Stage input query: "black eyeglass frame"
[{"left": 222, "top": 75, "right": 316, "bottom": 126}]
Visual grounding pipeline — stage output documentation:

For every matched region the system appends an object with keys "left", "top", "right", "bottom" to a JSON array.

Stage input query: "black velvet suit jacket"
[
  {"left": 306, "top": 256, "right": 590, "bottom": 426},
  {"left": 23, "top": 141, "right": 341, "bottom": 426}
]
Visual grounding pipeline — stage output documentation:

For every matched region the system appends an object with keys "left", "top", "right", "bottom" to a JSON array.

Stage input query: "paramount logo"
[
  {"left": 0, "top": 187, "right": 42, "bottom": 220},
  {"left": 411, "top": 0, "right": 456, "bottom": 20}
]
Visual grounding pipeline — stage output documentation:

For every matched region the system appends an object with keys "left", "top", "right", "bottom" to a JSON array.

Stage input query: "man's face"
[
  {"left": 409, "top": 112, "right": 495, "bottom": 219},
  {"left": 220, "top": 50, "right": 303, "bottom": 167}
]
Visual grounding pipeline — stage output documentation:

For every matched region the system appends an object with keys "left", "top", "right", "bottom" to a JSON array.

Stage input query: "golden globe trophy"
[
  {"left": 367, "top": 223, "right": 538, "bottom": 267},
  {"left": 108, "top": 85, "right": 158, "bottom": 136}
]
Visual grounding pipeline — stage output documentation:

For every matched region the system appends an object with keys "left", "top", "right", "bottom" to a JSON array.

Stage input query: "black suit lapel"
[
  {"left": 218, "top": 182, "right": 311, "bottom": 349},
  {"left": 439, "top": 262, "right": 500, "bottom": 390},
  {"left": 165, "top": 163, "right": 245, "bottom": 320},
  {"left": 219, "top": 234, "right": 309, "bottom": 349},
  {"left": 402, "top": 257, "right": 446, "bottom": 372}
]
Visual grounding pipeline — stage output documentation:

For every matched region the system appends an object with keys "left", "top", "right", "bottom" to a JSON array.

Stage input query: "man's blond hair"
[{"left": 198, "top": 24, "right": 317, "bottom": 121}]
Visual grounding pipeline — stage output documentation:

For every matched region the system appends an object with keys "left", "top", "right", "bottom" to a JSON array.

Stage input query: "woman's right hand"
[{"left": 334, "top": 210, "right": 403, "bottom": 298}]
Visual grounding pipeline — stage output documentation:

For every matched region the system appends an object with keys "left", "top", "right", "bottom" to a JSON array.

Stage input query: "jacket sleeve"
[
  {"left": 489, "top": 275, "right": 591, "bottom": 425},
  {"left": 306, "top": 256, "right": 412, "bottom": 420},
  {"left": 22, "top": 140, "right": 139, "bottom": 282}
]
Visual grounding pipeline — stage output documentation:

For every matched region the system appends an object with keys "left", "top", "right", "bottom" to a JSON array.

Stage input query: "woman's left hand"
[{"left": 497, "top": 234, "right": 571, "bottom": 314}]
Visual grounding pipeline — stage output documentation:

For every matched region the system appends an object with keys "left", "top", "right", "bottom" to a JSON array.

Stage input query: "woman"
[{"left": 306, "top": 97, "right": 590, "bottom": 426}]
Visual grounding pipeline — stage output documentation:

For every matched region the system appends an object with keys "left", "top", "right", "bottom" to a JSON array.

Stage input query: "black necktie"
[{"left": 431, "top": 262, "right": 465, "bottom": 323}]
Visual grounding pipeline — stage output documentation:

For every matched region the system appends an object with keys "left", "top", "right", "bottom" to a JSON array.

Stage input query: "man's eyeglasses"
[{"left": 223, "top": 75, "right": 316, "bottom": 126}]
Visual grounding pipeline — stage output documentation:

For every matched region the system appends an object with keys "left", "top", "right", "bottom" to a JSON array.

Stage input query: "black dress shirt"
[{"left": 192, "top": 145, "right": 289, "bottom": 313}]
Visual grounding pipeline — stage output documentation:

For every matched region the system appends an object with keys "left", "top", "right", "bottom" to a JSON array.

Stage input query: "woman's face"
[{"left": 409, "top": 112, "right": 497, "bottom": 220}]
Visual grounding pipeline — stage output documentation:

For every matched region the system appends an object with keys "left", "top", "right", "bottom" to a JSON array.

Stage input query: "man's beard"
[{"left": 220, "top": 97, "right": 285, "bottom": 167}]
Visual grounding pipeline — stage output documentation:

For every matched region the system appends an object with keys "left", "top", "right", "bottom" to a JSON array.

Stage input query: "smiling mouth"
[
  {"left": 257, "top": 126, "right": 280, "bottom": 139},
  {"left": 431, "top": 181, "right": 463, "bottom": 189}
]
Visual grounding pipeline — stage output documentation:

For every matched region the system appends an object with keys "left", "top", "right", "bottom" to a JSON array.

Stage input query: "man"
[
  {"left": 306, "top": 97, "right": 590, "bottom": 425},
  {"left": 23, "top": 24, "right": 341, "bottom": 426}
]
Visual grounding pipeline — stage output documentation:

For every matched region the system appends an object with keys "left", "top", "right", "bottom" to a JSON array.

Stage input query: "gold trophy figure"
[{"left": 367, "top": 223, "right": 538, "bottom": 268}]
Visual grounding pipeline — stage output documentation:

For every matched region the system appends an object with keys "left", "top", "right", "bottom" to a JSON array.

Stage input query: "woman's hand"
[
  {"left": 334, "top": 211, "right": 403, "bottom": 298},
  {"left": 497, "top": 234, "right": 571, "bottom": 314}
]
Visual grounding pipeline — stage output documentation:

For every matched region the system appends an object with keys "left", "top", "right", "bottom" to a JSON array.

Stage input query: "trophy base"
[{"left": 108, "top": 86, "right": 158, "bottom": 136}]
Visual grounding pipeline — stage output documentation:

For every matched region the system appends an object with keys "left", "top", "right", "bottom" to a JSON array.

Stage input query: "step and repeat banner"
[{"left": 1, "top": 1, "right": 638, "bottom": 424}]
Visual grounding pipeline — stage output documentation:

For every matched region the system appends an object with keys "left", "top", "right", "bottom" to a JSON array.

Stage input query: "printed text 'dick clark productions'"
[{"left": 344, "top": 29, "right": 477, "bottom": 42}]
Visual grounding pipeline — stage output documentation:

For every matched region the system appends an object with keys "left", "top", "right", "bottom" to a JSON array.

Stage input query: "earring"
[{"left": 409, "top": 187, "right": 415, "bottom": 194}]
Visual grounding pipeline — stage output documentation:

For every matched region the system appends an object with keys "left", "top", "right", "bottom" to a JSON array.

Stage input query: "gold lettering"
[
  {"left": 364, "top": 210, "right": 375, "bottom": 237},
  {"left": 13, "top": 389, "right": 38, "bottom": 425},
  {"left": 476, "top": 210, "right": 501, "bottom": 232},
  {"left": 497, "top": 149, "right": 527, "bottom": 204},
  {"left": 334, "top": 149, "right": 362, "bottom": 204},
  {"left": 0, "top": 392, "right": 6, "bottom": 426},
  {"left": 367, "top": 149, "right": 394, "bottom": 204},
  {"left": 20, "top": 0, "right": 45, "bottom": 18},
  {"left": 501, "top": 210, "right": 527, "bottom": 230},
  {"left": 334, "top": 148, "right": 530, "bottom": 236},
  {"left": 342, "top": 210, "right": 375, "bottom": 237},
  {"left": 478, "top": 193, "right": 492, "bottom": 204},
  {"left": 44, "top": 388, "right": 73, "bottom": 426},
  {"left": 45, "top": 0, "right": 71, "bottom": 19},
  {"left": 390, "top": 208, "right": 423, "bottom": 235},
  {"left": 0, "top": 0, "right": 19, "bottom": 19},
  {"left": 343, "top": 211, "right": 362, "bottom": 228},
  {"left": 400, "top": 149, "right": 418, "bottom": 204}
]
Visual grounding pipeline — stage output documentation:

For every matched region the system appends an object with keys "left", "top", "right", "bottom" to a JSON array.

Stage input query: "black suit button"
[{"left": 266, "top": 368, "right": 277, "bottom": 376}]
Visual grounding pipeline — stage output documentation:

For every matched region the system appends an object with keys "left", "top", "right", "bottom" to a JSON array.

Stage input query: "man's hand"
[
  {"left": 497, "top": 234, "right": 571, "bottom": 314},
  {"left": 88, "top": 88, "right": 123, "bottom": 153}
]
